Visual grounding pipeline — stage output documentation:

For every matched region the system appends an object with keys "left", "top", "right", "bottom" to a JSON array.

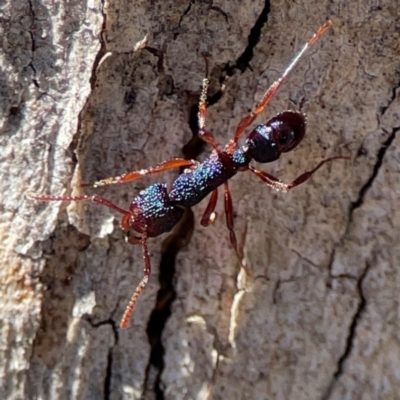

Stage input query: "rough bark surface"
[{"left": 1, "top": 0, "right": 399, "bottom": 399}]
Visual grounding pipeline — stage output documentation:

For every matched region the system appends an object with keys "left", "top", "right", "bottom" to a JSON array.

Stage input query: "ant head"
[{"left": 245, "top": 111, "right": 306, "bottom": 163}]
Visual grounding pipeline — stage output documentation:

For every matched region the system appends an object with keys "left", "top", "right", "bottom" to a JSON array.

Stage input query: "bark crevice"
[
  {"left": 143, "top": 210, "right": 195, "bottom": 399},
  {"left": 322, "top": 262, "right": 371, "bottom": 399}
]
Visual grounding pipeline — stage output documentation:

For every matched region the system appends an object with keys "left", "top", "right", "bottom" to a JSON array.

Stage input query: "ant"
[{"left": 29, "top": 20, "right": 348, "bottom": 329}]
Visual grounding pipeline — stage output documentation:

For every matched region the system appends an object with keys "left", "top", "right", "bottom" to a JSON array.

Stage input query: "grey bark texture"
[{"left": 1, "top": 0, "right": 399, "bottom": 399}]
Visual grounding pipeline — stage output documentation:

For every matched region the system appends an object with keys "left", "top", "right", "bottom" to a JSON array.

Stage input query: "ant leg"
[
  {"left": 248, "top": 156, "right": 349, "bottom": 192},
  {"left": 121, "top": 214, "right": 142, "bottom": 244},
  {"left": 28, "top": 193, "right": 130, "bottom": 216},
  {"left": 125, "top": 234, "right": 142, "bottom": 245},
  {"left": 223, "top": 182, "right": 250, "bottom": 276},
  {"left": 233, "top": 20, "right": 332, "bottom": 143},
  {"left": 87, "top": 158, "right": 198, "bottom": 188},
  {"left": 120, "top": 232, "right": 150, "bottom": 329},
  {"left": 121, "top": 214, "right": 131, "bottom": 232},
  {"left": 201, "top": 189, "right": 218, "bottom": 227},
  {"left": 198, "top": 73, "right": 220, "bottom": 152},
  {"left": 223, "top": 182, "right": 238, "bottom": 252}
]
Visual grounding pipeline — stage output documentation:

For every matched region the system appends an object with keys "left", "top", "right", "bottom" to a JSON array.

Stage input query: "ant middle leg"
[
  {"left": 201, "top": 189, "right": 218, "bottom": 227},
  {"left": 87, "top": 158, "right": 198, "bottom": 188},
  {"left": 233, "top": 20, "right": 333, "bottom": 143},
  {"left": 248, "top": 156, "right": 349, "bottom": 192},
  {"left": 223, "top": 182, "right": 250, "bottom": 276}
]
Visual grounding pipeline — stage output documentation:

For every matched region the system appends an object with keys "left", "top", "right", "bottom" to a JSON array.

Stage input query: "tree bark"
[{"left": 1, "top": 0, "right": 399, "bottom": 399}]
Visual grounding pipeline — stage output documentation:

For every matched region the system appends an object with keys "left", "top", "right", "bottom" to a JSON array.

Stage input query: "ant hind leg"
[{"left": 248, "top": 156, "right": 349, "bottom": 192}]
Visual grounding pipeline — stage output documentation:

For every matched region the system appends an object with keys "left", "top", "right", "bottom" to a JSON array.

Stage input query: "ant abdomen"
[{"left": 245, "top": 111, "right": 306, "bottom": 163}]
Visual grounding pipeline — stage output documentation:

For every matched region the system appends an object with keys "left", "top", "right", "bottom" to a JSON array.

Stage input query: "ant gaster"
[{"left": 29, "top": 21, "right": 348, "bottom": 329}]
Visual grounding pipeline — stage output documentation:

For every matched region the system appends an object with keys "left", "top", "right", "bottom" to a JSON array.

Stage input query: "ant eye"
[
  {"left": 278, "top": 125, "right": 295, "bottom": 147},
  {"left": 267, "top": 111, "right": 306, "bottom": 153}
]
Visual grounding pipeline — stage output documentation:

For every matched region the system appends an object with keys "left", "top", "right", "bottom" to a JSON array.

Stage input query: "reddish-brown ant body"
[{"left": 29, "top": 21, "right": 347, "bottom": 329}]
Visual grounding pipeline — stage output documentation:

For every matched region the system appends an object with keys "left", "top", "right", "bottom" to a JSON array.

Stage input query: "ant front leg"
[
  {"left": 233, "top": 20, "right": 332, "bottom": 143},
  {"left": 120, "top": 231, "right": 151, "bottom": 329},
  {"left": 248, "top": 156, "right": 349, "bottom": 192},
  {"left": 88, "top": 158, "right": 198, "bottom": 188}
]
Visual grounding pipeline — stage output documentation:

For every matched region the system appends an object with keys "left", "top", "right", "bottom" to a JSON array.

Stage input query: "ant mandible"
[{"left": 29, "top": 20, "right": 347, "bottom": 329}]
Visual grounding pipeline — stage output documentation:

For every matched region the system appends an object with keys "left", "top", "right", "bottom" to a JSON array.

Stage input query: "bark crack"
[
  {"left": 27, "top": 0, "right": 39, "bottom": 88},
  {"left": 183, "top": 0, "right": 272, "bottom": 155},
  {"left": 104, "top": 319, "right": 118, "bottom": 400},
  {"left": 351, "top": 81, "right": 400, "bottom": 214},
  {"left": 326, "top": 84, "right": 400, "bottom": 279},
  {"left": 69, "top": 0, "right": 108, "bottom": 163},
  {"left": 210, "top": 5, "right": 228, "bottom": 23},
  {"left": 350, "top": 126, "right": 398, "bottom": 214},
  {"left": 143, "top": 209, "right": 194, "bottom": 400},
  {"left": 379, "top": 81, "right": 400, "bottom": 117},
  {"left": 323, "top": 83, "right": 399, "bottom": 399},
  {"left": 104, "top": 349, "right": 113, "bottom": 400},
  {"left": 89, "top": 0, "right": 108, "bottom": 89},
  {"left": 144, "top": 47, "right": 165, "bottom": 73},
  {"left": 85, "top": 317, "right": 119, "bottom": 400},
  {"left": 177, "top": 0, "right": 194, "bottom": 31},
  {"left": 225, "top": 0, "right": 271, "bottom": 74},
  {"left": 322, "top": 262, "right": 371, "bottom": 399}
]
